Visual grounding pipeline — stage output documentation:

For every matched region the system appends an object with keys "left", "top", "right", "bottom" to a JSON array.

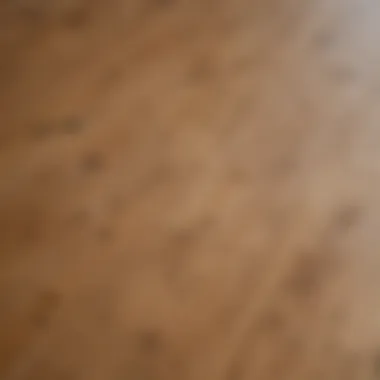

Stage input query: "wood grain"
[{"left": 1, "top": 0, "right": 380, "bottom": 379}]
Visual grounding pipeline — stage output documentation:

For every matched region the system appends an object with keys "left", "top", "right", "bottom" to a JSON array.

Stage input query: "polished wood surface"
[{"left": 1, "top": 1, "right": 380, "bottom": 379}]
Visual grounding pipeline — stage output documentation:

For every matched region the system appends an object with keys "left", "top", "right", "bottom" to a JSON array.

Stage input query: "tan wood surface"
[{"left": 1, "top": 0, "right": 380, "bottom": 379}]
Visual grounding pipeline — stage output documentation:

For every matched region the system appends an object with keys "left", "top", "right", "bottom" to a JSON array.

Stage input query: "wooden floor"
[{"left": 1, "top": 0, "right": 380, "bottom": 379}]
